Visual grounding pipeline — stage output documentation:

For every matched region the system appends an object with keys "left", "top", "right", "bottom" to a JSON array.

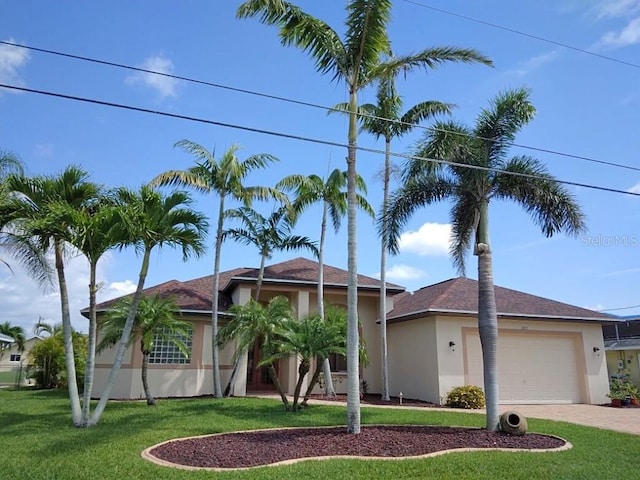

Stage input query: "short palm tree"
[
  {"left": 89, "top": 185, "right": 208, "bottom": 426},
  {"left": 1, "top": 166, "right": 100, "bottom": 426},
  {"left": 217, "top": 296, "right": 294, "bottom": 408},
  {"left": 224, "top": 205, "right": 319, "bottom": 301},
  {"left": 265, "top": 309, "right": 347, "bottom": 411},
  {"left": 238, "top": 0, "right": 491, "bottom": 433},
  {"left": 276, "top": 168, "right": 372, "bottom": 396},
  {"left": 151, "top": 141, "right": 281, "bottom": 398},
  {"left": 382, "top": 88, "right": 586, "bottom": 431},
  {"left": 97, "top": 294, "right": 192, "bottom": 406}
]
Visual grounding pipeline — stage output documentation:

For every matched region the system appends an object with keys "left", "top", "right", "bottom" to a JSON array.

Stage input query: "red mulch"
[{"left": 148, "top": 425, "right": 566, "bottom": 469}]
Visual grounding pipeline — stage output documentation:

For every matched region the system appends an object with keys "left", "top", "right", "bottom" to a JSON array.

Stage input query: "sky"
[{"left": 1, "top": 0, "right": 640, "bottom": 334}]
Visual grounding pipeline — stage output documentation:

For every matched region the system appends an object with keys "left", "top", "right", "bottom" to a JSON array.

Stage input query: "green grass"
[{"left": 1, "top": 389, "right": 639, "bottom": 480}]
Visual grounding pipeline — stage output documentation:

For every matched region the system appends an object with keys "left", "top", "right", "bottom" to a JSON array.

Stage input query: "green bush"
[{"left": 445, "top": 385, "right": 485, "bottom": 409}]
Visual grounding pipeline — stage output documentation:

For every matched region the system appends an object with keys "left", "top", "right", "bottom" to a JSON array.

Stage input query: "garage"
[{"left": 464, "top": 329, "right": 586, "bottom": 404}]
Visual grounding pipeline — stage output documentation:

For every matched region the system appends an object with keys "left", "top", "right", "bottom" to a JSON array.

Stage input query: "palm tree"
[
  {"left": 89, "top": 185, "right": 208, "bottom": 426},
  {"left": 0, "top": 322, "right": 26, "bottom": 363},
  {"left": 0, "top": 149, "right": 24, "bottom": 273},
  {"left": 382, "top": 88, "right": 586, "bottom": 430},
  {"left": 151, "top": 142, "right": 280, "bottom": 399},
  {"left": 238, "top": 0, "right": 491, "bottom": 433},
  {"left": 224, "top": 205, "right": 319, "bottom": 301},
  {"left": 97, "top": 294, "right": 192, "bottom": 406},
  {"left": 265, "top": 309, "right": 347, "bottom": 411},
  {"left": 48, "top": 194, "right": 125, "bottom": 424},
  {"left": 276, "top": 168, "right": 372, "bottom": 396},
  {"left": 1, "top": 167, "right": 100, "bottom": 425},
  {"left": 359, "top": 76, "right": 452, "bottom": 401},
  {"left": 217, "top": 296, "right": 294, "bottom": 408}
]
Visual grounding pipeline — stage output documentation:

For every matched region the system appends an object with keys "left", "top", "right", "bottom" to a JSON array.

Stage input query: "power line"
[
  {"left": 2, "top": 40, "right": 640, "bottom": 174},
  {"left": 401, "top": 0, "right": 640, "bottom": 70},
  {"left": 599, "top": 305, "right": 640, "bottom": 313},
  {"left": 3, "top": 82, "right": 639, "bottom": 200}
]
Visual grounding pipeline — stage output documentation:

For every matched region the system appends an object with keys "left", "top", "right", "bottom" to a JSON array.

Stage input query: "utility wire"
[
  {"left": 401, "top": 0, "right": 640, "bottom": 70},
  {"left": 2, "top": 40, "right": 640, "bottom": 174},
  {"left": 3, "top": 82, "right": 639, "bottom": 199},
  {"left": 599, "top": 305, "right": 640, "bottom": 313}
]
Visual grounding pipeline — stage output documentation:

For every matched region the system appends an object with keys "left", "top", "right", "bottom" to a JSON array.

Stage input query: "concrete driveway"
[{"left": 498, "top": 404, "right": 640, "bottom": 435}]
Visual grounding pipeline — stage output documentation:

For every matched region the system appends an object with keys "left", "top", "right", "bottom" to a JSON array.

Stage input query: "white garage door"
[{"left": 464, "top": 331, "right": 585, "bottom": 404}]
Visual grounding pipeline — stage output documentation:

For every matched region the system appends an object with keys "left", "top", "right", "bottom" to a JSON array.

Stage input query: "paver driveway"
[{"left": 498, "top": 404, "right": 640, "bottom": 435}]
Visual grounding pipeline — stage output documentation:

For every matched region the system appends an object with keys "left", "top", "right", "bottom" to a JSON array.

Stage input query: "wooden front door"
[{"left": 246, "top": 340, "right": 277, "bottom": 391}]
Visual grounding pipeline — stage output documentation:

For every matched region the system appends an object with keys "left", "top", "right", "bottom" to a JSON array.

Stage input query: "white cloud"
[
  {"left": 384, "top": 264, "right": 428, "bottom": 281},
  {"left": 584, "top": 303, "right": 605, "bottom": 311},
  {"left": 507, "top": 50, "right": 560, "bottom": 76},
  {"left": 398, "top": 222, "right": 452, "bottom": 256},
  {"left": 628, "top": 182, "right": 640, "bottom": 194},
  {"left": 125, "top": 54, "right": 179, "bottom": 98},
  {"left": 0, "top": 38, "right": 30, "bottom": 93},
  {"left": 593, "top": 0, "right": 640, "bottom": 19},
  {"left": 0, "top": 251, "right": 134, "bottom": 334},
  {"left": 601, "top": 17, "right": 640, "bottom": 46}
]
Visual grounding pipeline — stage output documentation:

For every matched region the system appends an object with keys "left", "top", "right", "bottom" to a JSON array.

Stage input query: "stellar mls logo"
[{"left": 581, "top": 234, "right": 639, "bottom": 247}]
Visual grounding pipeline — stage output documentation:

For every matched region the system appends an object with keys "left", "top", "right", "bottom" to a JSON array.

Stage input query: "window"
[
  {"left": 9, "top": 354, "right": 21, "bottom": 362},
  {"left": 148, "top": 327, "right": 193, "bottom": 365},
  {"left": 328, "top": 353, "right": 347, "bottom": 372}
]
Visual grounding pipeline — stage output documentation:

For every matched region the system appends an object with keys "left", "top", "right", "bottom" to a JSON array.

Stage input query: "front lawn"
[{"left": 1, "top": 389, "right": 639, "bottom": 479}]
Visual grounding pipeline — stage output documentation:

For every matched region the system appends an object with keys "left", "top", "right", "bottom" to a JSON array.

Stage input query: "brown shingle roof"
[
  {"left": 388, "top": 277, "right": 616, "bottom": 323},
  {"left": 90, "top": 257, "right": 404, "bottom": 315}
]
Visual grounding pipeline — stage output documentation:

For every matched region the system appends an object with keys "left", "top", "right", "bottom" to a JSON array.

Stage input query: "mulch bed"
[{"left": 147, "top": 425, "right": 567, "bottom": 470}]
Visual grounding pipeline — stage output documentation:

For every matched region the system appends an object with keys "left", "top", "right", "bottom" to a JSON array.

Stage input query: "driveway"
[{"left": 497, "top": 404, "right": 640, "bottom": 436}]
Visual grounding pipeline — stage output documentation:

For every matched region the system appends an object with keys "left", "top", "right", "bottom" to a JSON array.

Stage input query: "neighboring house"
[
  {"left": 0, "top": 336, "right": 41, "bottom": 385},
  {"left": 90, "top": 257, "right": 614, "bottom": 405},
  {"left": 0, "top": 333, "right": 14, "bottom": 349},
  {"left": 603, "top": 316, "right": 640, "bottom": 386}
]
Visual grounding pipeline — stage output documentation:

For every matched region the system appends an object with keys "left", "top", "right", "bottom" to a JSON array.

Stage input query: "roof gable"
[{"left": 388, "top": 277, "right": 615, "bottom": 322}]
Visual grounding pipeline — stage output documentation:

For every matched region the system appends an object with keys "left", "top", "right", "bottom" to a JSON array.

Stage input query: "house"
[
  {"left": 0, "top": 336, "right": 41, "bottom": 385},
  {"left": 602, "top": 316, "right": 640, "bottom": 385},
  {"left": 0, "top": 333, "right": 13, "bottom": 348},
  {"left": 90, "top": 257, "right": 615, "bottom": 405}
]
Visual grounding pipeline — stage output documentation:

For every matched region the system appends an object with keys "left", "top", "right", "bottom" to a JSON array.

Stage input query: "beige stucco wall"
[
  {"left": 387, "top": 317, "right": 440, "bottom": 403},
  {"left": 92, "top": 314, "right": 236, "bottom": 400}
]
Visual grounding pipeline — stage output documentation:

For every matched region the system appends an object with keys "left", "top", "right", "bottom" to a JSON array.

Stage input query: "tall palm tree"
[
  {"left": 217, "top": 296, "right": 294, "bottom": 408},
  {"left": 360, "top": 76, "right": 452, "bottom": 401},
  {"left": 276, "top": 168, "right": 373, "bottom": 396},
  {"left": 382, "top": 88, "right": 586, "bottom": 430},
  {"left": 151, "top": 142, "right": 280, "bottom": 398},
  {"left": 224, "top": 205, "right": 319, "bottom": 301},
  {"left": 238, "top": 0, "right": 492, "bottom": 433},
  {"left": 0, "top": 149, "right": 24, "bottom": 273},
  {"left": 97, "top": 294, "right": 192, "bottom": 406},
  {"left": 89, "top": 186, "right": 208, "bottom": 426},
  {"left": 1, "top": 167, "right": 100, "bottom": 425}
]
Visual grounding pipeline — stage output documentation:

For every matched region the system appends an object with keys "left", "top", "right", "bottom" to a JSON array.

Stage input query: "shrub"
[{"left": 445, "top": 385, "right": 485, "bottom": 409}]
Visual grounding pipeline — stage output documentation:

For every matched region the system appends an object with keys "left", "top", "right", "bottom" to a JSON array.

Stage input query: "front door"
[{"left": 246, "top": 340, "right": 277, "bottom": 391}]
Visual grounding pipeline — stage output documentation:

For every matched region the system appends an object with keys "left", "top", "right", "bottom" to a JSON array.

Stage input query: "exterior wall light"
[{"left": 449, "top": 341, "right": 456, "bottom": 351}]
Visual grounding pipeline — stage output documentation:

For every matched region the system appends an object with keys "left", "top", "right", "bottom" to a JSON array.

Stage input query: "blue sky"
[{"left": 1, "top": 0, "right": 640, "bottom": 333}]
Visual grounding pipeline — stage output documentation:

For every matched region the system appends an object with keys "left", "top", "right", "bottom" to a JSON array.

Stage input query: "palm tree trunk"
[
  {"left": 211, "top": 196, "right": 225, "bottom": 398},
  {"left": 89, "top": 248, "right": 151, "bottom": 426},
  {"left": 292, "top": 360, "right": 310, "bottom": 411},
  {"left": 141, "top": 348, "right": 156, "bottom": 406},
  {"left": 346, "top": 86, "right": 361, "bottom": 434},
  {"left": 81, "top": 261, "right": 99, "bottom": 425},
  {"left": 255, "top": 252, "right": 267, "bottom": 301},
  {"left": 379, "top": 137, "right": 391, "bottom": 401},
  {"left": 301, "top": 359, "right": 324, "bottom": 407},
  {"left": 54, "top": 240, "right": 82, "bottom": 425},
  {"left": 475, "top": 201, "right": 499, "bottom": 431},
  {"left": 318, "top": 200, "right": 336, "bottom": 397},
  {"left": 267, "top": 363, "right": 289, "bottom": 410}
]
